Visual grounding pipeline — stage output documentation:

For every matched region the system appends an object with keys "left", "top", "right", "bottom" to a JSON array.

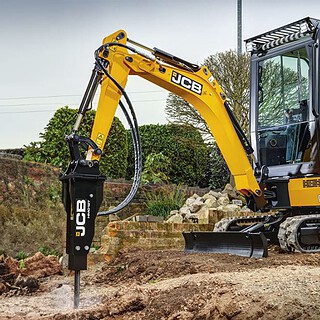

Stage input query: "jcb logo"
[
  {"left": 171, "top": 71, "right": 202, "bottom": 95},
  {"left": 75, "top": 199, "right": 86, "bottom": 237}
]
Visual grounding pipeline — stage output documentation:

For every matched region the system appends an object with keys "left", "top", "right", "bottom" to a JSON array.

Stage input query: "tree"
[
  {"left": 165, "top": 50, "right": 250, "bottom": 138},
  {"left": 141, "top": 152, "right": 171, "bottom": 184},
  {"left": 24, "top": 106, "right": 128, "bottom": 178},
  {"left": 207, "top": 144, "right": 230, "bottom": 189},
  {"left": 165, "top": 94, "right": 212, "bottom": 143},
  {"left": 203, "top": 50, "right": 250, "bottom": 132}
]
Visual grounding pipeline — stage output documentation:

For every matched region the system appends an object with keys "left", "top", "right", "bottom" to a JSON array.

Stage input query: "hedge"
[{"left": 24, "top": 106, "right": 128, "bottom": 178}]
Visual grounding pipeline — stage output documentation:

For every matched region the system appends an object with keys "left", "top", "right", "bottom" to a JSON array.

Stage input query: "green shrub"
[
  {"left": 144, "top": 185, "right": 186, "bottom": 219},
  {"left": 38, "top": 246, "right": 59, "bottom": 256},
  {"left": 207, "top": 143, "right": 230, "bottom": 189},
  {"left": 19, "top": 259, "right": 26, "bottom": 269},
  {"left": 15, "top": 251, "right": 28, "bottom": 261}
]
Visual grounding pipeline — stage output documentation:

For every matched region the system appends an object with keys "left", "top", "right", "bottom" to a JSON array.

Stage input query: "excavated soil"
[{"left": 2, "top": 248, "right": 320, "bottom": 319}]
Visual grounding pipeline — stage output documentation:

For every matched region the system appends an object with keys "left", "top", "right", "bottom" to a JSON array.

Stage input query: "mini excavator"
[{"left": 60, "top": 17, "right": 320, "bottom": 307}]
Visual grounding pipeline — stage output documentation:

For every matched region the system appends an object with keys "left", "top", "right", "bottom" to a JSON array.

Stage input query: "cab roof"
[{"left": 245, "top": 17, "right": 320, "bottom": 53}]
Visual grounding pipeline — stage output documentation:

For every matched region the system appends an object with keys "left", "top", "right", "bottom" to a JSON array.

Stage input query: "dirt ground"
[{"left": 2, "top": 247, "right": 320, "bottom": 319}]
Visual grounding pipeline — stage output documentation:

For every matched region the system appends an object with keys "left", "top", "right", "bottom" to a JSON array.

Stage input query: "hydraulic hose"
[{"left": 98, "top": 100, "right": 142, "bottom": 216}]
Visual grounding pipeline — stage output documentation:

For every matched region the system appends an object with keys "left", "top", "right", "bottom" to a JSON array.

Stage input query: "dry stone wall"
[
  {"left": 97, "top": 183, "right": 255, "bottom": 259},
  {"left": 98, "top": 221, "right": 214, "bottom": 260},
  {"left": 94, "top": 181, "right": 210, "bottom": 247}
]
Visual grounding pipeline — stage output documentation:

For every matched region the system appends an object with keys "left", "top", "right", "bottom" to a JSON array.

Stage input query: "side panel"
[{"left": 289, "top": 177, "right": 320, "bottom": 207}]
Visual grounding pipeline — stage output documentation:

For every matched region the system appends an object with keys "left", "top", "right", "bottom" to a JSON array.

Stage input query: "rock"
[
  {"left": 169, "top": 210, "right": 179, "bottom": 217},
  {"left": 185, "top": 193, "right": 200, "bottom": 206},
  {"left": 0, "top": 281, "right": 6, "bottom": 294},
  {"left": 218, "top": 195, "right": 230, "bottom": 206},
  {"left": 166, "top": 214, "right": 183, "bottom": 224},
  {"left": 205, "top": 197, "right": 218, "bottom": 208},
  {"left": 0, "top": 261, "right": 9, "bottom": 276},
  {"left": 0, "top": 252, "right": 62, "bottom": 296},
  {"left": 186, "top": 198, "right": 195, "bottom": 206},
  {"left": 203, "top": 193, "right": 216, "bottom": 201},
  {"left": 4, "top": 257, "right": 19, "bottom": 274},
  {"left": 197, "top": 205, "right": 209, "bottom": 224},
  {"left": 208, "top": 190, "right": 222, "bottom": 198},
  {"left": 222, "top": 183, "right": 238, "bottom": 199},
  {"left": 22, "top": 252, "right": 62, "bottom": 278},
  {"left": 185, "top": 213, "right": 199, "bottom": 223},
  {"left": 179, "top": 205, "right": 191, "bottom": 217},
  {"left": 224, "top": 204, "right": 241, "bottom": 212},
  {"left": 214, "top": 218, "right": 234, "bottom": 231},
  {"left": 189, "top": 198, "right": 205, "bottom": 213},
  {"left": 14, "top": 274, "right": 39, "bottom": 293},
  {"left": 169, "top": 184, "right": 251, "bottom": 226},
  {"left": 59, "top": 255, "right": 68, "bottom": 269}
]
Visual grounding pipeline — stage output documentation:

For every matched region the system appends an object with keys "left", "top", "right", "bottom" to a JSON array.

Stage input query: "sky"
[{"left": 1, "top": 0, "right": 320, "bottom": 148}]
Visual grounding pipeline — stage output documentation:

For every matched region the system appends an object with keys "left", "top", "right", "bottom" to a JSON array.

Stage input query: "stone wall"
[
  {"left": 98, "top": 221, "right": 214, "bottom": 260},
  {"left": 0, "top": 157, "right": 212, "bottom": 254},
  {"left": 0, "top": 149, "right": 25, "bottom": 159},
  {"left": 93, "top": 181, "right": 210, "bottom": 247},
  {"left": 95, "top": 186, "right": 255, "bottom": 260}
]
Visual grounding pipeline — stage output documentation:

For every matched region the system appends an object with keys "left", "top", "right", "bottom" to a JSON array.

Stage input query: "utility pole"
[{"left": 237, "top": 0, "right": 242, "bottom": 54}]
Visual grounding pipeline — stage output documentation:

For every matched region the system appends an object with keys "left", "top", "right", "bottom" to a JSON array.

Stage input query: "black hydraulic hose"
[
  {"left": 95, "top": 52, "right": 143, "bottom": 216},
  {"left": 98, "top": 100, "right": 142, "bottom": 216}
]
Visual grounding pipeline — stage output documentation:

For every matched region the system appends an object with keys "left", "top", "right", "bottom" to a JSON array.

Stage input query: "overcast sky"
[{"left": 1, "top": 0, "right": 320, "bottom": 148}]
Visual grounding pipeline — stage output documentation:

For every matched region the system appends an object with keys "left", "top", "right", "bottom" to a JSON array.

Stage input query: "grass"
[
  {"left": 144, "top": 184, "right": 186, "bottom": 219},
  {"left": 0, "top": 159, "right": 65, "bottom": 258},
  {"left": 0, "top": 204, "right": 65, "bottom": 257}
]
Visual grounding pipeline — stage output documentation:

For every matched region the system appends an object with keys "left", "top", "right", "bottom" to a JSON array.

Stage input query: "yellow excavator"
[{"left": 60, "top": 17, "right": 320, "bottom": 307}]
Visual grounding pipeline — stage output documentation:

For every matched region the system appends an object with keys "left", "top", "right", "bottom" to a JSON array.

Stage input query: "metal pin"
[{"left": 74, "top": 270, "right": 80, "bottom": 309}]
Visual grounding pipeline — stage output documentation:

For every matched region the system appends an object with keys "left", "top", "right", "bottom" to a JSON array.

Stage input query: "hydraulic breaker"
[{"left": 60, "top": 134, "right": 106, "bottom": 308}]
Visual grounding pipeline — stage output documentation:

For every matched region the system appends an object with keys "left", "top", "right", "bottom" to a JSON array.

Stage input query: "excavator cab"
[
  {"left": 247, "top": 17, "right": 320, "bottom": 209},
  {"left": 247, "top": 18, "right": 319, "bottom": 177}
]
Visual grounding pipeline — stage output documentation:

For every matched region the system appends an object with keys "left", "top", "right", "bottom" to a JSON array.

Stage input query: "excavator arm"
[
  {"left": 60, "top": 29, "right": 267, "bottom": 308},
  {"left": 89, "top": 30, "right": 263, "bottom": 198}
]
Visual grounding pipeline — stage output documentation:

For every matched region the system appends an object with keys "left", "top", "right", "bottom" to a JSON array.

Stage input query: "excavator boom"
[{"left": 90, "top": 30, "right": 264, "bottom": 199}]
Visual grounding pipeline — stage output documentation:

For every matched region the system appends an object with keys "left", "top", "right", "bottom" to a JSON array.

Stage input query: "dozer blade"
[{"left": 183, "top": 231, "right": 268, "bottom": 258}]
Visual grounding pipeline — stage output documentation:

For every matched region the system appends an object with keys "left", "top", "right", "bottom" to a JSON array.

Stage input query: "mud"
[{"left": 1, "top": 248, "right": 320, "bottom": 319}]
